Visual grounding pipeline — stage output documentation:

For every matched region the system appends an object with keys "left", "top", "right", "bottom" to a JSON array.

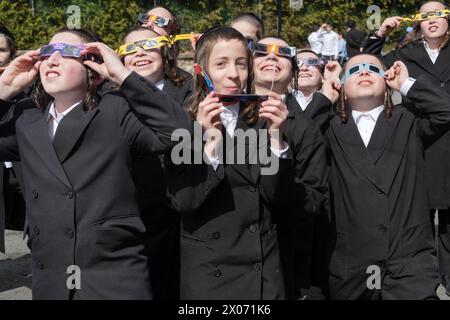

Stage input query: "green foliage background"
[{"left": 0, "top": 0, "right": 423, "bottom": 51}]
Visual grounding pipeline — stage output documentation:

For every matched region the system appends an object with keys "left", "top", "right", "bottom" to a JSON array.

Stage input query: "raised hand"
[
  {"left": 81, "top": 42, "right": 132, "bottom": 86},
  {"left": 259, "top": 92, "right": 289, "bottom": 150},
  {"left": 376, "top": 17, "right": 404, "bottom": 38},
  {"left": 385, "top": 61, "right": 409, "bottom": 92},
  {"left": 197, "top": 91, "right": 224, "bottom": 158},
  {"left": 0, "top": 50, "right": 41, "bottom": 101},
  {"left": 324, "top": 61, "right": 342, "bottom": 81}
]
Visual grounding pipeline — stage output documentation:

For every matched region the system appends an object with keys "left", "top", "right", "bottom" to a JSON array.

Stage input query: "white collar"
[
  {"left": 423, "top": 40, "right": 440, "bottom": 53},
  {"left": 352, "top": 105, "right": 384, "bottom": 124},
  {"left": 220, "top": 103, "right": 240, "bottom": 119},
  {"left": 47, "top": 100, "right": 83, "bottom": 121},
  {"left": 155, "top": 79, "right": 165, "bottom": 90},
  {"left": 294, "top": 90, "right": 316, "bottom": 100}
]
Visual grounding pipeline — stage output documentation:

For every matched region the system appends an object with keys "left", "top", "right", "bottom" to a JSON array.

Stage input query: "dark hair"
[
  {"left": 122, "top": 27, "right": 186, "bottom": 87},
  {"left": 148, "top": 4, "right": 181, "bottom": 35},
  {"left": 186, "top": 26, "right": 258, "bottom": 125},
  {"left": 0, "top": 24, "right": 17, "bottom": 63},
  {"left": 346, "top": 20, "right": 356, "bottom": 28},
  {"left": 310, "top": 24, "right": 320, "bottom": 33},
  {"left": 400, "top": 1, "right": 450, "bottom": 49},
  {"left": 257, "top": 36, "right": 299, "bottom": 92},
  {"left": 336, "top": 53, "right": 393, "bottom": 123},
  {"left": 231, "top": 13, "right": 265, "bottom": 40},
  {"left": 297, "top": 48, "right": 324, "bottom": 74},
  {"left": 34, "top": 27, "right": 102, "bottom": 111}
]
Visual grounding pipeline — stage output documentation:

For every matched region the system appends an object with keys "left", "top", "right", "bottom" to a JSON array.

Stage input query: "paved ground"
[{"left": 0, "top": 230, "right": 32, "bottom": 300}]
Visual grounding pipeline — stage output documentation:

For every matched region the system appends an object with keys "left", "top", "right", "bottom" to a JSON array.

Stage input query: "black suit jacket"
[
  {"left": 277, "top": 96, "right": 330, "bottom": 299},
  {"left": 364, "top": 37, "right": 450, "bottom": 209},
  {"left": 0, "top": 72, "right": 190, "bottom": 300},
  {"left": 326, "top": 76, "right": 447, "bottom": 299},
  {"left": 0, "top": 96, "right": 26, "bottom": 253},
  {"left": 165, "top": 108, "right": 294, "bottom": 300},
  {"left": 132, "top": 74, "right": 192, "bottom": 300}
]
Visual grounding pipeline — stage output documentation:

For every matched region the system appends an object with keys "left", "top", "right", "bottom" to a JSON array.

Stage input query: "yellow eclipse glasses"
[{"left": 403, "top": 9, "right": 450, "bottom": 22}]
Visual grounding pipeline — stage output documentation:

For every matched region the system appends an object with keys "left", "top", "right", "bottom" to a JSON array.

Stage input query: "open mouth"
[
  {"left": 299, "top": 73, "right": 313, "bottom": 78},
  {"left": 133, "top": 60, "right": 152, "bottom": 67},
  {"left": 45, "top": 70, "right": 61, "bottom": 79},
  {"left": 429, "top": 25, "right": 439, "bottom": 32},
  {"left": 261, "top": 64, "right": 280, "bottom": 73}
]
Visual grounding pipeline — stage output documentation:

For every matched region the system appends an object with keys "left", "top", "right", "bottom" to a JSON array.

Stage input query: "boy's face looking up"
[{"left": 343, "top": 55, "right": 387, "bottom": 112}]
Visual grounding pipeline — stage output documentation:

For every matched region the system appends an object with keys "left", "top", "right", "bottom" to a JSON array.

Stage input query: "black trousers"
[{"left": 431, "top": 209, "right": 450, "bottom": 293}]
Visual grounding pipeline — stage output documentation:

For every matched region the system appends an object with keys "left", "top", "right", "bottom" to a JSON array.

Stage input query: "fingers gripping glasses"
[
  {"left": 193, "top": 63, "right": 269, "bottom": 105},
  {"left": 403, "top": 9, "right": 450, "bottom": 22},
  {"left": 340, "top": 63, "right": 385, "bottom": 84}
]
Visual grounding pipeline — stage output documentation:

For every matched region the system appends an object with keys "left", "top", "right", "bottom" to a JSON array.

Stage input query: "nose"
[
  {"left": 46, "top": 51, "right": 61, "bottom": 66},
  {"left": 227, "top": 64, "right": 239, "bottom": 79},
  {"left": 299, "top": 63, "right": 309, "bottom": 71},
  {"left": 358, "top": 69, "right": 370, "bottom": 77},
  {"left": 265, "top": 51, "right": 278, "bottom": 61},
  {"left": 135, "top": 47, "right": 147, "bottom": 56}
]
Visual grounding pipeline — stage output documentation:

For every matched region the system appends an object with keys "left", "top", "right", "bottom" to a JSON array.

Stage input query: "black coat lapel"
[
  {"left": 434, "top": 45, "right": 450, "bottom": 83},
  {"left": 330, "top": 116, "right": 386, "bottom": 193},
  {"left": 23, "top": 107, "right": 72, "bottom": 188},
  {"left": 410, "top": 44, "right": 442, "bottom": 81},
  {"left": 52, "top": 102, "right": 99, "bottom": 163},
  {"left": 366, "top": 108, "right": 402, "bottom": 164}
]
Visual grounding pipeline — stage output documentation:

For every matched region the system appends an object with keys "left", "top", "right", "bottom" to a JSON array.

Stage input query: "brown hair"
[
  {"left": 122, "top": 26, "right": 186, "bottom": 87},
  {"left": 186, "top": 26, "right": 258, "bottom": 125},
  {"left": 0, "top": 25, "right": 17, "bottom": 64},
  {"left": 400, "top": 1, "right": 450, "bottom": 49},
  {"left": 336, "top": 53, "right": 394, "bottom": 123},
  {"left": 34, "top": 27, "right": 102, "bottom": 111}
]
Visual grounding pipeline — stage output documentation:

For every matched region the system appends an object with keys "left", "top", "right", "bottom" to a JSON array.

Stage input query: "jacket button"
[
  {"left": 441, "top": 82, "right": 446, "bottom": 87},
  {"left": 379, "top": 260, "right": 387, "bottom": 269},
  {"left": 67, "top": 191, "right": 74, "bottom": 199},
  {"left": 248, "top": 225, "right": 257, "bottom": 233},
  {"left": 65, "top": 229, "right": 74, "bottom": 239},
  {"left": 36, "top": 261, "right": 44, "bottom": 270},
  {"left": 32, "top": 190, "right": 39, "bottom": 199},
  {"left": 33, "top": 226, "right": 40, "bottom": 236},
  {"left": 213, "top": 269, "right": 222, "bottom": 277},
  {"left": 252, "top": 263, "right": 261, "bottom": 272},
  {"left": 212, "top": 232, "right": 221, "bottom": 240},
  {"left": 249, "top": 186, "right": 257, "bottom": 192},
  {"left": 378, "top": 224, "right": 388, "bottom": 232}
]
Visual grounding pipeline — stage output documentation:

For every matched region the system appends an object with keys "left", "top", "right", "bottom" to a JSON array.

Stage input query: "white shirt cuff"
[
  {"left": 400, "top": 78, "right": 416, "bottom": 96},
  {"left": 206, "top": 155, "right": 221, "bottom": 171},
  {"left": 270, "top": 141, "right": 290, "bottom": 159}
]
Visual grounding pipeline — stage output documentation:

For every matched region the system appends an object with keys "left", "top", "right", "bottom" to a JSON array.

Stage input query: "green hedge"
[{"left": 0, "top": 0, "right": 422, "bottom": 51}]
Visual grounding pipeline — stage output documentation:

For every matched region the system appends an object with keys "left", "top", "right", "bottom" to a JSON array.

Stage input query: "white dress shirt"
[
  {"left": 308, "top": 31, "right": 323, "bottom": 55},
  {"left": 293, "top": 90, "right": 315, "bottom": 111},
  {"left": 155, "top": 79, "right": 165, "bottom": 90},
  {"left": 47, "top": 100, "right": 82, "bottom": 140},
  {"left": 321, "top": 30, "right": 339, "bottom": 57},
  {"left": 352, "top": 105, "right": 384, "bottom": 147},
  {"left": 423, "top": 41, "right": 440, "bottom": 64},
  {"left": 208, "top": 103, "right": 290, "bottom": 170}
]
